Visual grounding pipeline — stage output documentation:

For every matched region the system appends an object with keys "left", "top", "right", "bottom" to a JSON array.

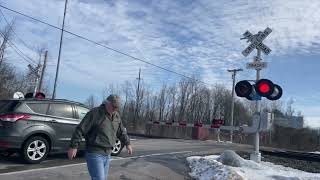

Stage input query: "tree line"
[{"left": 85, "top": 76, "right": 297, "bottom": 131}]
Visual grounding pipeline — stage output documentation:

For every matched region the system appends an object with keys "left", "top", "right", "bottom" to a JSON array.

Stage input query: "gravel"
[{"left": 238, "top": 152, "right": 320, "bottom": 173}]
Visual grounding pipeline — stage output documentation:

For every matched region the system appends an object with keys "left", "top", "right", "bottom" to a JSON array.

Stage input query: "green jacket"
[{"left": 70, "top": 104, "right": 130, "bottom": 155}]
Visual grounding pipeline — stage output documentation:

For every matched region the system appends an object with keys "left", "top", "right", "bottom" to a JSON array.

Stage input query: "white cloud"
[
  {"left": 1, "top": 0, "right": 320, "bottom": 117},
  {"left": 304, "top": 116, "right": 320, "bottom": 129},
  {"left": 4, "top": 0, "right": 320, "bottom": 83}
]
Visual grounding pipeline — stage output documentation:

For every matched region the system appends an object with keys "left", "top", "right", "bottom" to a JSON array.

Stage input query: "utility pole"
[
  {"left": 134, "top": 68, "right": 142, "bottom": 128},
  {"left": 52, "top": 0, "right": 68, "bottom": 99},
  {"left": 227, "top": 68, "right": 243, "bottom": 143},
  {"left": 38, "top": 50, "right": 48, "bottom": 92}
]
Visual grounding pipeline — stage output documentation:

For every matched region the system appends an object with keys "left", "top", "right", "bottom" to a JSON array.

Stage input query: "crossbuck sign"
[{"left": 241, "top": 27, "right": 272, "bottom": 57}]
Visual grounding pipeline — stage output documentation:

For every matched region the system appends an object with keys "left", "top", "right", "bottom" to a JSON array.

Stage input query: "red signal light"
[
  {"left": 255, "top": 79, "right": 274, "bottom": 97},
  {"left": 258, "top": 82, "right": 270, "bottom": 93}
]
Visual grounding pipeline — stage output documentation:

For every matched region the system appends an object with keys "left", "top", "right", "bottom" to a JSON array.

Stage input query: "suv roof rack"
[{"left": 8, "top": 98, "right": 89, "bottom": 108}]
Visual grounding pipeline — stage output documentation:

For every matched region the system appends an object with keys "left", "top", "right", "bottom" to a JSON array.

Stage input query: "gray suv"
[{"left": 0, "top": 98, "right": 124, "bottom": 163}]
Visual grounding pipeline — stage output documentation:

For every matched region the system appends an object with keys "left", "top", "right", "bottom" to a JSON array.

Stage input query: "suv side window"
[
  {"left": 27, "top": 103, "right": 49, "bottom": 115},
  {"left": 48, "top": 103, "right": 74, "bottom": 119},
  {"left": 77, "top": 106, "right": 89, "bottom": 120}
]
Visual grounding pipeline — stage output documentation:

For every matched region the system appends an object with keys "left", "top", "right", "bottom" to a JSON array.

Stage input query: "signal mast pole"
[
  {"left": 227, "top": 68, "right": 243, "bottom": 143},
  {"left": 253, "top": 48, "right": 262, "bottom": 162},
  {"left": 240, "top": 27, "right": 272, "bottom": 162}
]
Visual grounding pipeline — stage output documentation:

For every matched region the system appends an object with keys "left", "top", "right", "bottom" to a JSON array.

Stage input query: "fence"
[{"left": 129, "top": 123, "right": 320, "bottom": 152}]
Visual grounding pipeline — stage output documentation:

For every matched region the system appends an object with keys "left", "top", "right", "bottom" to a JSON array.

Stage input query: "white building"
[{"left": 274, "top": 116, "right": 304, "bottom": 129}]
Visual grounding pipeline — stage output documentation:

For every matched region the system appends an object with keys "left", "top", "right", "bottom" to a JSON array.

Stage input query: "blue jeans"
[{"left": 86, "top": 152, "right": 111, "bottom": 180}]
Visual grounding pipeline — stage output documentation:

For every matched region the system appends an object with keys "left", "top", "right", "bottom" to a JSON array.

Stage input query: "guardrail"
[{"left": 148, "top": 121, "right": 239, "bottom": 130}]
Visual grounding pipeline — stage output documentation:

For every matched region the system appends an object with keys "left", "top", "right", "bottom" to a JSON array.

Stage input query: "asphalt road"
[{"left": 0, "top": 137, "right": 253, "bottom": 180}]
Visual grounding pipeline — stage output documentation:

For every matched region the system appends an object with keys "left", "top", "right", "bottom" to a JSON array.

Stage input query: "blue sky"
[{"left": 0, "top": 0, "right": 319, "bottom": 128}]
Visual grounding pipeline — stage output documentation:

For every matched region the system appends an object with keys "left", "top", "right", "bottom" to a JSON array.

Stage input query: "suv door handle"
[{"left": 51, "top": 120, "right": 58, "bottom": 123}]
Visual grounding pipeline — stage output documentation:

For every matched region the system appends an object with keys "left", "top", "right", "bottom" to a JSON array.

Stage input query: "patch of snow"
[
  {"left": 187, "top": 150, "right": 320, "bottom": 180},
  {"left": 187, "top": 155, "right": 243, "bottom": 180},
  {"left": 310, "top": 151, "right": 320, "bottom": 154}
]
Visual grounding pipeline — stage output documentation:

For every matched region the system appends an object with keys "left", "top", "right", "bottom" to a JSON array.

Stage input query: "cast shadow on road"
[
  {"left": 0, "top": 151, "right": 86, "bottom": 163},
  {"left": 0, "top": 151, "right": 86, "bottom": 174},
  {"left": 143, "top": 154, "right": 192, "bottom": 179}
]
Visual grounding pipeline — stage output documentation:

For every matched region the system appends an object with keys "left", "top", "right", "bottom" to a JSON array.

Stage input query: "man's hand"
[
  {"left": 126, "top": 145, "right": 133, "bottom": 155},
  {"left": 68, "top": 148, "right": 78, "bottom": 160}
]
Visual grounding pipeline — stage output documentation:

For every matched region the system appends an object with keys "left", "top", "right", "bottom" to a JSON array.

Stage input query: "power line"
[
  {"left": 6, "top": 41, "right": 37, "bottom": 65},
  {"left": 0, "top": 17, "right": 38, "bottom": 65},
  {"left": 0, "top": 32, "right": 36, "bottom": 65},
  {"left": 0, "top": 32, "right": 33, "bottom": 64},
  {"left": 8, "top": 41, "right": 36, "bottom": 65},
  {"left": 0, "top": 9, "right": 35, "bottom": 51},
  {"left": 7, "top": 40, "right": 37, "bottom": 65},
  {"left": 0, "top": 4, "right": 212, "bottom": 86}
]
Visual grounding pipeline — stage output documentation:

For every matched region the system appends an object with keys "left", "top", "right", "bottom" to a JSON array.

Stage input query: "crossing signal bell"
[{"left": 235, "top": 79, "right": 282, "bottom": 100}]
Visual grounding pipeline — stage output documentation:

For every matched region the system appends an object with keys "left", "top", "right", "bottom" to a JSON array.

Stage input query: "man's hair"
[
  {"left": 105, "top": 94, "right": 121, "bottom": 109},
  {"left": 103, "top": 100, "right": 111, "bottom": 105}
]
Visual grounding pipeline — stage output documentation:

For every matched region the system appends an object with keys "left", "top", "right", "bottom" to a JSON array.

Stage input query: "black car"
[{"left": 0, "top": 98, "right": 124, "bottom": 163}]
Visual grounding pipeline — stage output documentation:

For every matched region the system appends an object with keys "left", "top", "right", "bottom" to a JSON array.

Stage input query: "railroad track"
[{"left": 261, "top": 149, "right": 320, "bottom": 162}]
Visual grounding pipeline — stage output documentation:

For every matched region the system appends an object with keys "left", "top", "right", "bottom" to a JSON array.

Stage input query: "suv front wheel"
[
  {"left": 22, "top": 136, "right": 49, "bottom": 163},
  {"left": 111, "top": 139, "right": 123, "bottom": 156}
]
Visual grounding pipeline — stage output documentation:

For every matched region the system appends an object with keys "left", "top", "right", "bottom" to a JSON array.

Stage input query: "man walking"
[{"left": 68, "top": 94, "right": 133, "bottom": 180}]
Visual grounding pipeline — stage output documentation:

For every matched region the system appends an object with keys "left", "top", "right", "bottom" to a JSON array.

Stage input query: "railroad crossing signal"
[
  {"left": 240, "top": 27, "right": 274, "bottom": 163},
  {"left": 235, "top": 79, "right": 282, "bottom": 101},
  {"left": 241, "top": 27, "right": 272, "bottom": 57}
]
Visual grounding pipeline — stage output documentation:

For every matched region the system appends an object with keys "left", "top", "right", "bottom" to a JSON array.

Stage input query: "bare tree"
[
  {"left": 233, "top": 100, "right": 251, "bottom": 126},
  {"left": 136, "top": 81, "right": 145, "bottom": 121},
  {"left": 177, "top": 78, "right": 192, "bottom": 122},
  {"left": 144, "top": 92, "right": 157, "bottom": 122},
  {"left": 243, "top": 99, "right": 256, "bottom": 116},
  {"left": 85, "top": 95, "right": 97, "bottom": 109},
  {"left": 0, "top": 63, "right": 32, "bottom": 99},
  {"left": 206, "top": 88, "right": 215, "bottom": 123},
  {"left": 270, "top": 100, "right": 284, "bottom": 112},
  {"left": 197, "top": 87, "right": 212, "bottom": 124},
  {"left": 0, "top": 63, "right": 17, "bottom": 98},
  {"left": 167, "top": 85, "right": 177, "bottom": 122},
  {"left": 0, "top": 19, "right": 14, "bottom": 67},
  {"left": 286, "top": 98, "right": 295, "bottom": 116},
  {"left": 158, "top": 84, "right": 168, "bottom": 122},
  {"left": 102, "top": 83, "right": 121, "bottom": 100},
  {"left": 212, "top": 84, "right": 226, "bottom": 119},
  {"left": 121, "top": 81, "right": 134, "bottom": 115}
]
